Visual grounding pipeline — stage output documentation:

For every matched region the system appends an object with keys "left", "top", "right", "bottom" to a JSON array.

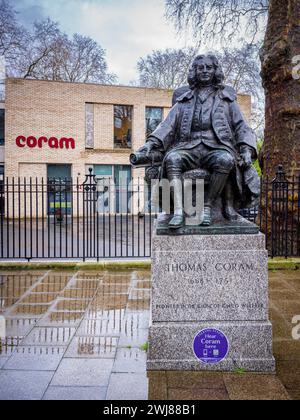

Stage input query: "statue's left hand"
[{"left": 240, "top": 148, "right": 253, "bottom": 168}]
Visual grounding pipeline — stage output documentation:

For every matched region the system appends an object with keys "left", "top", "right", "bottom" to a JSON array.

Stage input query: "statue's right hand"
[{"left": 142, "top": 142, "right": 155, "bottom": 158}]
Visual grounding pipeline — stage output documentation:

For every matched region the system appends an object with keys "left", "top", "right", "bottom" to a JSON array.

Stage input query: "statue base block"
[
  {"left": 156, "top": 217, "right": 259, "bottom": 236},
  {"left": 147, "top": 231, "right": 275, "bottom": 373}
]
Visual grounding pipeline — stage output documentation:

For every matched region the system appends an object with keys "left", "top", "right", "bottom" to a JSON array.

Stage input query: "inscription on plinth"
[{"left": 152, "top": 249, "right": 268, "bottom": 322}]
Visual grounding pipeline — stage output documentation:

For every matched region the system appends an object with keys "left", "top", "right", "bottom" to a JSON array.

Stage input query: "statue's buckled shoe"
[
  {"left": 201, "top": 206, "right": 212, "bottom": 226},
  {"left": 169, "top": 215, "right": 185, "bottom": 229}
]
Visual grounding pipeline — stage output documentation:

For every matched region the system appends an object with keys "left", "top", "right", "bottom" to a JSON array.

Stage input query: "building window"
[
  {"left": 48, "top": 164, "right": 72, "bottom": 180},
  {"left": 93, "top": 165, "right": 113, "bottom": 178},
  {"left": 145, "top": 107, "right": 163, "bottom": 137},
  {"left": 0, "top": 110, "right": 4, "bottom": 146},
  {"left": 114, "top": 105, "right": 133, "bottom": 149},
  {"left": 85, "top": 103, "right": 94, "bottom": 149}
]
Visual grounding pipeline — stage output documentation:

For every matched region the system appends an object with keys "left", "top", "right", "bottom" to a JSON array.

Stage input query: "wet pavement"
[{"left": 0, "top": 269, "right": 299, "bottom": 400}]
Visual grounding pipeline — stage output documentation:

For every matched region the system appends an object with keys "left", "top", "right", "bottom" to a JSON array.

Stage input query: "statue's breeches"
[{"left": 164, "top": 143, "right": 235, "bottom": 179}]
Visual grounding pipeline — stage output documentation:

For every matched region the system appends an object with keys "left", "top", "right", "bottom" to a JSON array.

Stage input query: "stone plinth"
[{"left": 147, "top": 232, "right": 275, "bottom": 372}]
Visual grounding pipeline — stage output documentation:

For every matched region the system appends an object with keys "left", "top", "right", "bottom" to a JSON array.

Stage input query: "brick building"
[{"left": 2, "top": 78, "right": 251, "bottom": 216}]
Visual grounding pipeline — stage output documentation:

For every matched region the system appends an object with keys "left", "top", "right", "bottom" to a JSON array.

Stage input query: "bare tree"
[
  {"left": 0, "top": 0, "right": 29, "bottom": 61},
  {"left": 214, "top": 44, "right": 265, "bottom": 135},
  {"left": 14, "top": 18, "right": 66, "bottom": 80},
  {"left": 214, "top": 44, "right": 262, "bottom": 99},
  {"left": 1, "top": 1, "right": 117, "bottom": 85},
  {"left": 165, "top": 0, "right": 300, "bottom": 179},
  {"left": 15, "top": 18, "right": 117, "bottom": 84},
  {"left": 165, "top": 0, "right": 269, "bottom": 45},
  {"left": 137, "top": 48, "right": 197, "bottom": 89},
  {"left": 0, "top": 0, "right": 29, "bottom": 98},
  {"left": 61, "top": 34, "right": 117, "bottom": 84}
]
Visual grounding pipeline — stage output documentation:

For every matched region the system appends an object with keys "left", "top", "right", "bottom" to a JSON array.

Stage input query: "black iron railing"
[
  {"left": 258, "top": 165, "right": 300, "bottom": 258},
  {"left": 0, "top": 169, "right": 153, "bottom": 260},
  {"left": 0, "top": 166, "right": 299, "bottom": 260}
]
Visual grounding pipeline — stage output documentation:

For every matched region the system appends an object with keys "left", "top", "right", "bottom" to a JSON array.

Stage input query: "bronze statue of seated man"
[{"left": 131, "top": 54, "right": 259, "bottom": 229}]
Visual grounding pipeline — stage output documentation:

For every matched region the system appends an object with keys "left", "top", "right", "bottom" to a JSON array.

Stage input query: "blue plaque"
[{"left": 193, "top": 328, "right": 229, "bottom": 364}]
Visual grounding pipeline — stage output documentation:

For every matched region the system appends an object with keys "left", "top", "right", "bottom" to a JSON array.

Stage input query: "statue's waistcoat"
[{"left": 176, "top": 88, "right": 236, "bottom": 153}]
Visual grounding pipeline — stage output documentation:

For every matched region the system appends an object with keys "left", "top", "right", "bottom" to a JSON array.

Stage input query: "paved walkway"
[{"left": 0, "top": 269, "right": 299, "bottom": 400}]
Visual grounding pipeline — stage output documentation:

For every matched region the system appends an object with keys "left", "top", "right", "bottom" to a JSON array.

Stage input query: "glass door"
[
  {"left": 115, "top": 165, "right": 132, "bottom": 213},
  {"left": 0, "top": 165, "right": 4, "bottom": 215},
  {"left": 47, "top": 164, "right": 72, "bottom": 215}
]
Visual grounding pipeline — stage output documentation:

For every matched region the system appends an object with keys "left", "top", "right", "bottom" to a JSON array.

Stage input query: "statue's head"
[{"left": 188, "top": 54, "right": 225, "bottom": 89}]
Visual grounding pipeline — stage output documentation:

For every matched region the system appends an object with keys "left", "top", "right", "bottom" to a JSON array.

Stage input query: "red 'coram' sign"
[{"left": 16, "top": 136, "right": 76, "bottom": 149}]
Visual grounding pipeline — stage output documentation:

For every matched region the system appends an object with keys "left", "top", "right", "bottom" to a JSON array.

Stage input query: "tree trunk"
[{"left": 261, "top": 0, "right": 300, "bottom": 179}]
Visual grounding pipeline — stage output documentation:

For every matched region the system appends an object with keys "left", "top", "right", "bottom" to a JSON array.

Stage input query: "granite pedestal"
[{"left": 147, "top": 231, "right": 275, "bottom": 372}]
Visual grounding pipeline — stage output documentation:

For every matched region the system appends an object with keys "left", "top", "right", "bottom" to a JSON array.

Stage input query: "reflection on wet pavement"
[
  {"left": 0, "top": 269, "right": 299, "bottom": 400},
  {"left": 0, "top": 269, "right": 150, "bottom": 400}
]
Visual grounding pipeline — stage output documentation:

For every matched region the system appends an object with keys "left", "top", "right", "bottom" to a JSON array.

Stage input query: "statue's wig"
[{"left": 188, "top": 54, "right": 225, "bottom": 89}]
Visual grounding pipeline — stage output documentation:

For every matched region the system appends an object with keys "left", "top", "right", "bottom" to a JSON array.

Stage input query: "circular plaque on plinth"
[{"left": 193, "top": 328, "right": 229, "bottom": 364}]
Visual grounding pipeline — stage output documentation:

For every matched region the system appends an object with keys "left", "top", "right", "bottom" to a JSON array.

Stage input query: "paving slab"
[
  {"left": 22, "top": 326, "right": 76, "bottom": 346},
  {"left": 0, "top": 337, "right": 24, "bottom": 357},
  {"left": 20, "top": 293, "right": 59, "bottom": 305},
  {"left": 5, "top": 317, "right": 38, "bottom": 336},
  {"left": 38, "top": 311, "right": 85, "bottom": 327},
  {"left": 148, "top": 372, "right": 168, "bottom": 400},
  {"left": 168, "top": 388, "right": 230, "bottom": 400},
  {"left": 269, "top": 290, "right": 300, "bottom": 301},
  {"left": 166, "top": 372, "right": 226, "bottom": 390},
  {"left": 43, "top": 386, "right": 107, "bottom": 400},
  {"left": 76, "top": 318, "right": 126, "bottom": 336},
  {"left": 118, "top": 328, "right": 149, "bottom": 348},
  {"left": 273, "top": 300, "right": 300, "bottom": 317},
  {"left": 106, "top": 373, "right": 148, "bottom": 400},
  {"left": 50, "top": 358, "right": 113, "bottom": 387},
  {"left": 0, "top": 370, "right": 54, "bottom": 400},
  {"left": 60, "top": 289, "right": 96, "bottom": 299},
  {"left": 287, "top": 389, "right": 300, "bottom": 400},
  {"left": 95, "top": 284, "right": 130, "bottom": 295},
  {"left": 0, "top": 358, "right": 9, "bottom": 369},
  {"left": 223, "top": 373, "right": 290, "bottom": 400},
  {"left": 75, "top": 272, "right": 104, "bottom": 280},
  {"left": 33, "top": 283, "right": 69, "bottom": 293},
  {"left": 65, "top": 336, "right": 118, "bottom": 358},
  {"left": 112, "top": 348, "right": 147, "bottom": 373},
  {"left": 276, "top": 361, "right": 300, "bottom": 390},
  {"left": 54, "top": 299, "right": 92, "bottom": 312},
  {"left": 271, "top": 318, "right": 294, "bottom": 340},
  {"left": 268, "top": 277, "right": 293, "bottom": 292},
  {"left": 3, "top": 346, "right": 65, "bottom": 371},
  {"left": 10, "top": 304, "right": 51, "bottom": 317},
  {"left": 273, "top": 339, "right": 300, "bottom": 361},
  {"left": 87, "top": 295, "right": 129, "bottom": 313},
  {"left": 41, "top": 273, "right": 74, "bottom": 285},
  {"left": 70, "top": 280, "right": 101, "bottom": 290}
]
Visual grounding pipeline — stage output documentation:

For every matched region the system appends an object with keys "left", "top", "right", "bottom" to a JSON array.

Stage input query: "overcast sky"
[{"left": 15, "top": 0, "right": 194, "bottom": 84}]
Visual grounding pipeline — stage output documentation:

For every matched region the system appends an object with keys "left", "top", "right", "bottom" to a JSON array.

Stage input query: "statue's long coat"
[{"left": 148, "top": 85, "right": 260, "bottom": 205}]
